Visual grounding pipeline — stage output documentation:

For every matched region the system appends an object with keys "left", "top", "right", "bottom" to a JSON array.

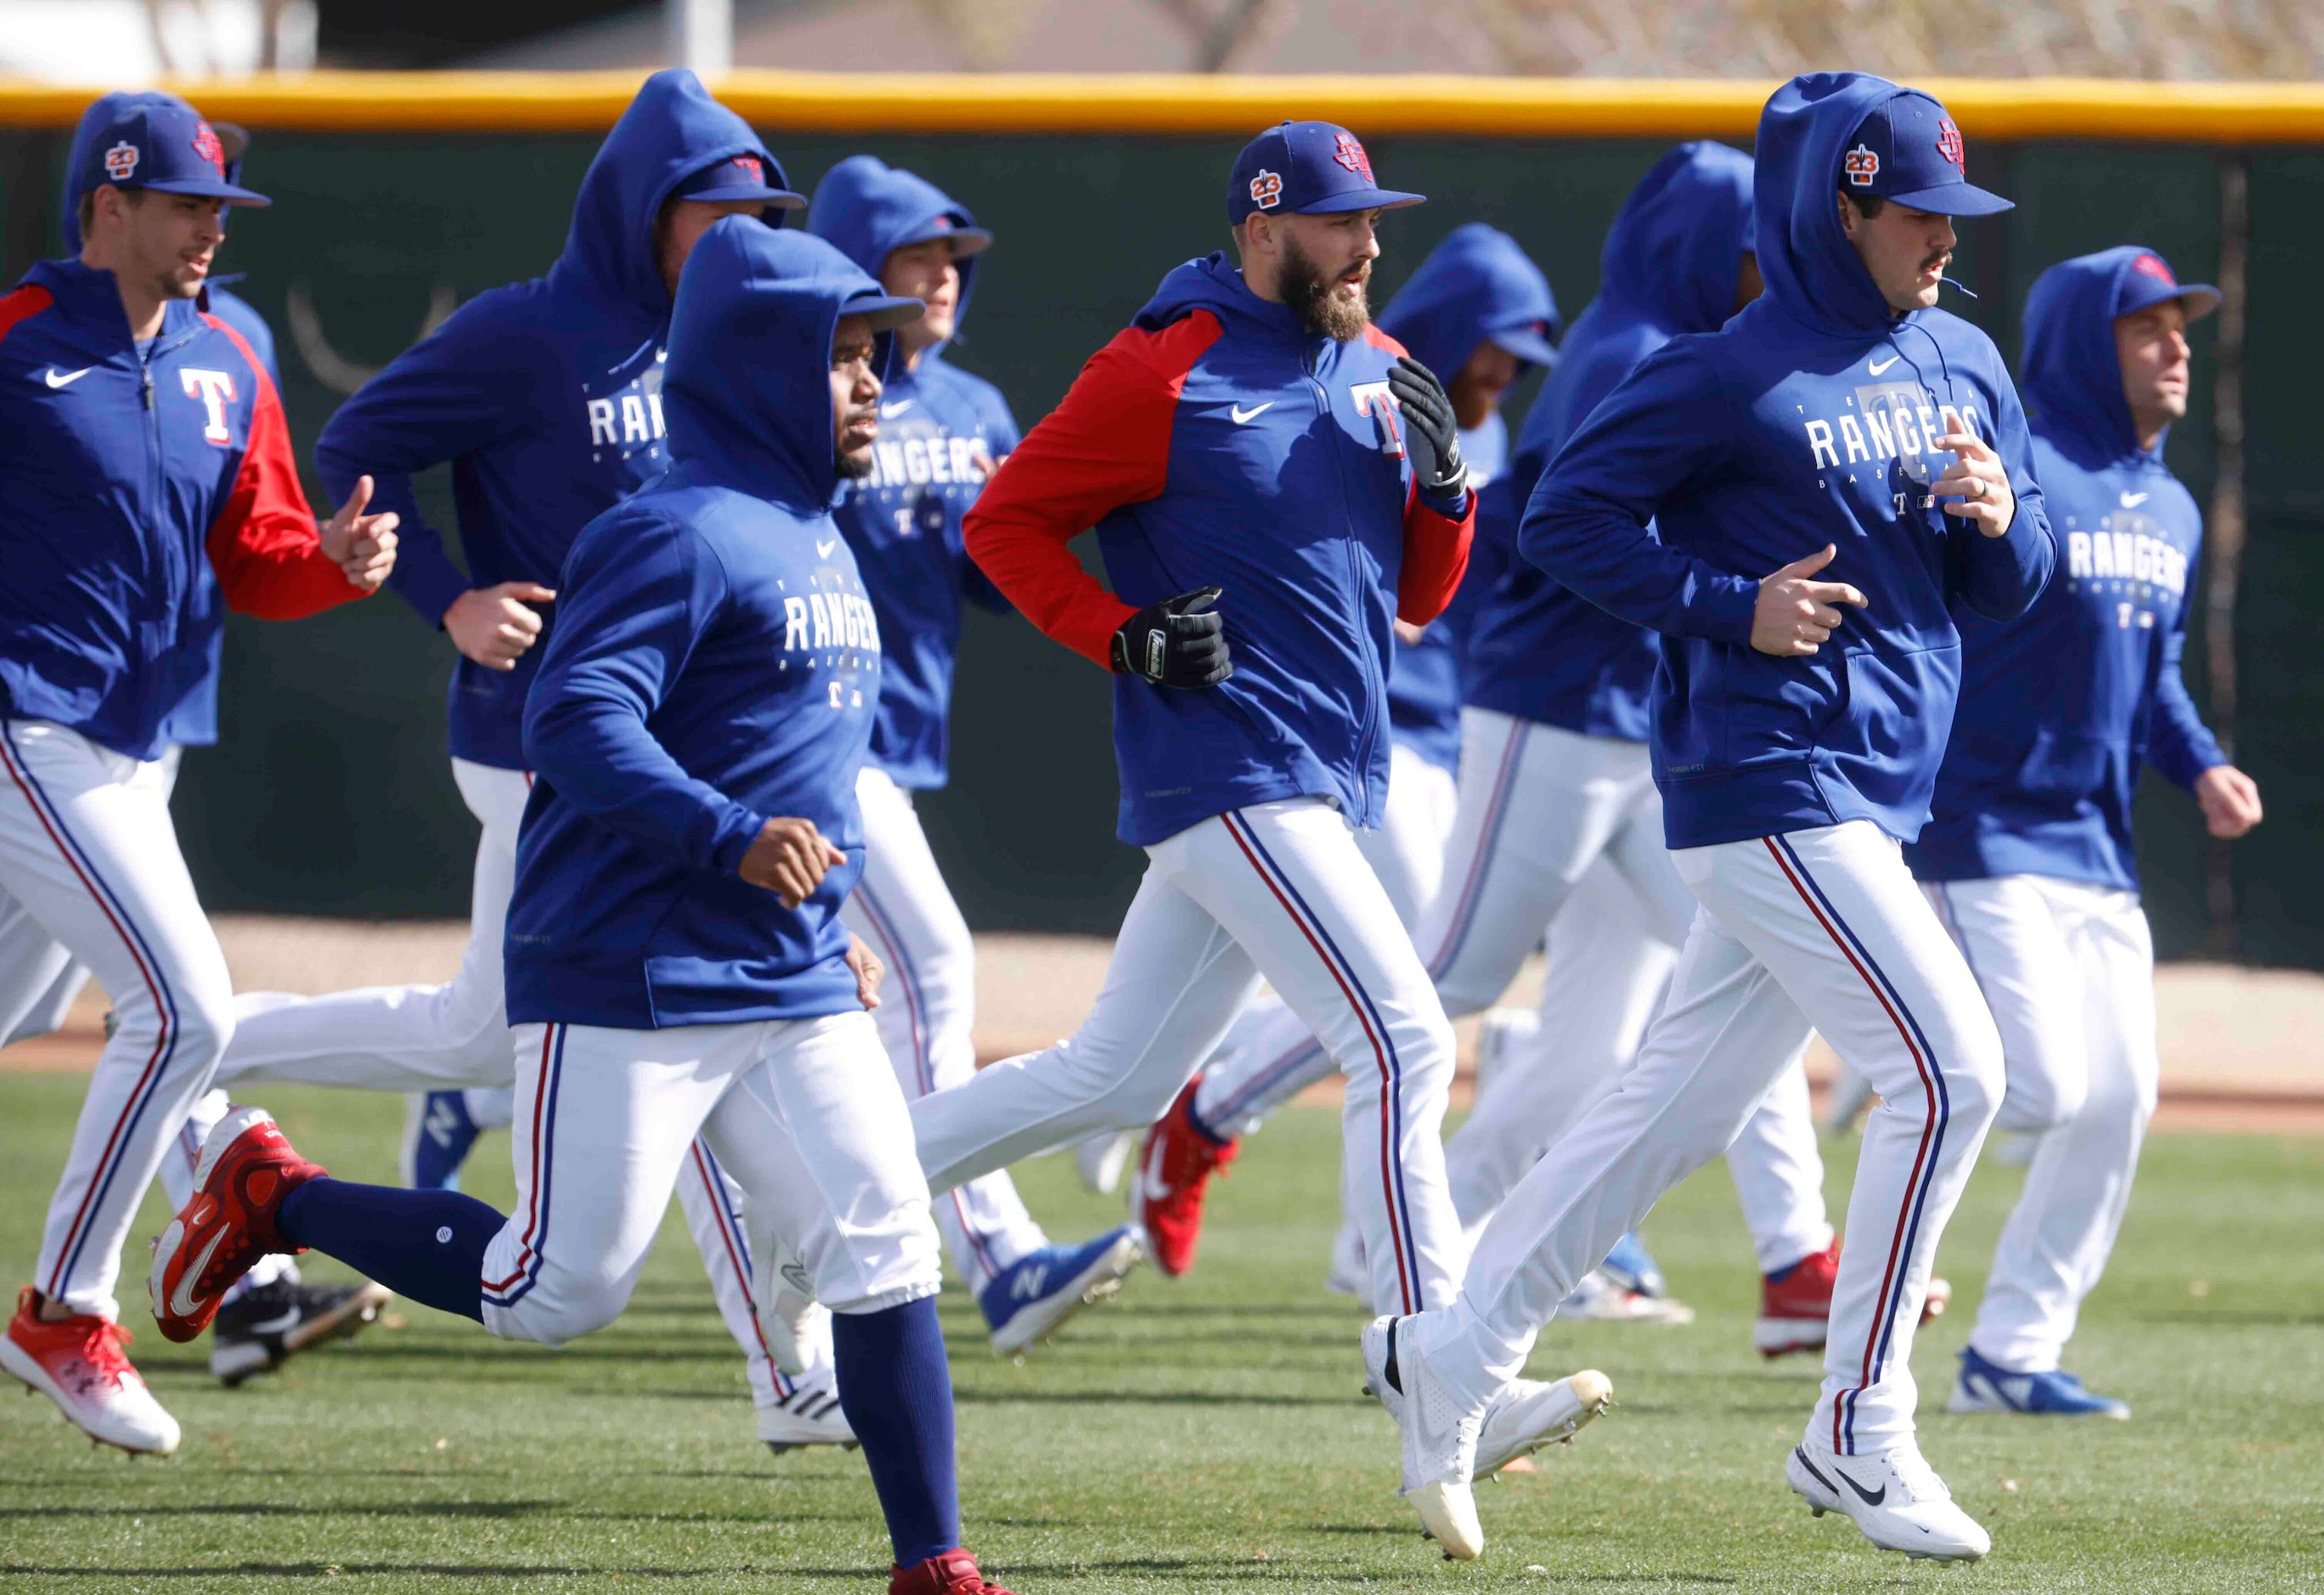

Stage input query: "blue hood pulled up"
[
  {"left": 808, "top": 154, "right": 989, "bottom": 348},
  {"left": 1755, "top": 72, "right": 1919, "bottom": 337},
  {"left": 1596, "top": 141, "right": 1757, "bottom": 338},
  {"left": 664, "top": 217, "right": 906, "bottom": 513},
  {"left": 2021, "top": 245, "right": 2170, "bottom": 467},
  {"left": 1377, "top": 223, "right": 1559, "bottom": 381},
  {"left": 554, "top": 69, "right": 787, "bottom": 339}
]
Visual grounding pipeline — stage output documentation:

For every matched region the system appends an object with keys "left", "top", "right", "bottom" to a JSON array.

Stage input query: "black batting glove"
[
  {"left": 1388, "top": 355, "right": 1469, "bottom": 509},
  {"left": 1111, "top": 586, "right": 1231, "bottom": 688}
]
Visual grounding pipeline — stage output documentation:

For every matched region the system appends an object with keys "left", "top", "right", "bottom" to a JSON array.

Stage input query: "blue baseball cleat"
[
  {"left": 1599, "top": 1231, "right": 1667, "bottom": 1299},
  {"left": 1948, "top": 1344, "right": 2130, "bottom": 1419},
  {"left": 400, "top": 1091, "right": 482, "bottom": 1192},
  {"left": 978, "top": 1226, "right": 1144, "bottom": 1359}
]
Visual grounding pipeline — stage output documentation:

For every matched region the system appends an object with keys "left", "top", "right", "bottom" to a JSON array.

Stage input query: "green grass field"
[{"left": 3, "top": 1075, "right": 2320, "bottom": 1592}]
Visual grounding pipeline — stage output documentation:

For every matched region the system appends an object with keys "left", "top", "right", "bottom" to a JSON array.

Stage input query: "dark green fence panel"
[{"left": 1, "top": 127, "right": 2311, "bottom": 958}]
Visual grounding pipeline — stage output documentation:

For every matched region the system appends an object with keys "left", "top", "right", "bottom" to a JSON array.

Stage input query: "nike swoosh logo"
[
  {"left": 880, "top": 399, "right": 913, "bottom": 418},
  {"left": 1867, "top": 353, "right": 1902, "bottom": 375},
  {"left": 815, "top": 538, "right": 839, "bottom": 558},
  {"left": 2120, "top": 491, "right": 2151, "bottom": 508},
  {"left": 245, "top": 1309, "right": 301, "bottom": 1336},
  {"left": 1830, "top": 1463, "right": 1887, "bottom": 1508},
  {"left": 1229, "top": 402, "right": 1274, "bottom": 425},
  {"left": 170, "top": 1228, "right": 231, "bottom": 1319},
  {"left": 42, "top": 366, "right": 93, "bottom": 389}
]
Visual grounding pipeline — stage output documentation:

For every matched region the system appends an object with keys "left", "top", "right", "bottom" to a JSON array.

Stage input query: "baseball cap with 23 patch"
[
  {"left": 1839, "top": 90, "right": 2012, "bottom": 217},
  {"left": 81, "top": 96, "right": 268, "bottom": 208},
  {"left": 1227, "top": 121, "right": 1425, "bottom": 226}
]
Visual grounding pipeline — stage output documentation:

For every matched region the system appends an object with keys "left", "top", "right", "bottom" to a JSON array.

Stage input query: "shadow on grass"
[{"left": 952, "top": 1388, "right": 1366, "bottom": 1408}]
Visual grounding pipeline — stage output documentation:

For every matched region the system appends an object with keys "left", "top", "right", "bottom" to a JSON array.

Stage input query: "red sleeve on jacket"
[
  {"left": 0, "top": 285, "right": 55, "bottom": 347},
  {"left": 964, "top": 311, "right": 1222, "bottom": 668},
  {"left": 200, "top": 315, "right": 365, "bottom": 621}
]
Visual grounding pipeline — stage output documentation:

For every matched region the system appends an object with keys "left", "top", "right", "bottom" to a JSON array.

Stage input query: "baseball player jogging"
[
  {"left": 153, "top": 222, "right": 1017, "bottom": 1595},
  {"left": 1362, "top": 74, "right": 2056, "bottom": 1564},
  {"left": 0, "top": 93, "right": 398, "bottom": 1455},
  {"left": 1132, "top": 222, "right": 1560, "bottom": 1285},
  {"left": 200, "top": 72, "right": 852, "bottom": 1448},
  {"left": 910, "top": 122, "right": 1611, "bottom": 1558},
  {"left": 806, "top": 155, "right": 1143, "bottom": 1356},
  {"left": 1909, "top": 246, "right": 2261, "bottom": 1420}
]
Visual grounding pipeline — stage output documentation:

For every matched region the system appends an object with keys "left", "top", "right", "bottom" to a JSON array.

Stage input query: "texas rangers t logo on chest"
[{"left": 1350, "top": 380, "right": 1407, "bottom": 459}]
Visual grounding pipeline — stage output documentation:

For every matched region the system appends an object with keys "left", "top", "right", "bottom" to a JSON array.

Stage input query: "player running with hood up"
[
  {"left": 0, "top": 93, "right": 398, "bottom": 1453},
  {"left": 808, "top": 155, "right": 1142, "bottom": 1358},
  {"left": 1362, "top": 75, "right": 2055, "bottom": 1564},
  {"left": 912, "top": 123, "right": 1610, "bottom": 1557},
  {"left": 201, "top": 70, "right": 855, "bottom": 1451},
  {"left": 1910, "top": 246, "right": 2259, "bottom": 1421},
  {"left": 154, "top": 222, "right": 1018, "bottom": 1595},
  {"left": 1125, "top": 223, "right": 1560, "bottom": 1285}
]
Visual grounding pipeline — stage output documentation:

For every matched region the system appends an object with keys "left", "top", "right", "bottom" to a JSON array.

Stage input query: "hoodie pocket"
[{"left": 1717, "top": 651, "right": 1848, "bottom": 773}]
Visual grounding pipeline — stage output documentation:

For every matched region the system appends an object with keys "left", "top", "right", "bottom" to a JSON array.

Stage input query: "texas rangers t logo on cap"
[
  {"left": 1333, "top": 132, "right": 1374, "bottom": 182},
  {"left": 1249, "top": 170, "right": 1283, "bottom": 210},
  {"left": 2133, "top": 253, "right": 2176, "bottom": 285},
  {"left": 1936, "top": 117, "right": 1965, "bottom": 172},
  {"left": 735, "top": 154, "right": 764, "bottom": 181},
  {"left": 1844, "top": 144, "right": 1880, "bottom": 187},
  {"left": 104, "top": 141, "right": 139, "bottom": 181},
  {"left": 191, "top": 121, "right": 224, "bottom": 175}
]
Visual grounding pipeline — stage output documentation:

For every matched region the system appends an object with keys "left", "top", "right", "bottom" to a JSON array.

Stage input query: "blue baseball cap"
[
  {"left": 2114, "top": 249, "right": 2220, "bottom": 321},
  {"left": 893, "top": 208, "right": 995, "bottom": 261},
  {"left": 1227, "top": 121, "right": 1424, "bottom": 226},
  {"left": 79, "top": 99, "right": 268, "bottom": 208},
  {"left": 672, "top": 151, "right": 806, "bottom": 212},
  {"left": 1839, "top": 92, "right": 2011, "bottom": 217}
]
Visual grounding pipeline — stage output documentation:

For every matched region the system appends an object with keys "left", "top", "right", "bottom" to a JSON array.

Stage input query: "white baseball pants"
[
  {"left": 911, "top": 798, "right": 1466, "bottom": 1315},
  {"left": 1926, "top": 875, "right": 2158, "bottom": 1372},
  {"left": 1192, "top": 741, "right": 1457, "bottom": 1131},
  {"left": 1420, "top": 821, "right": 2002, "bottom": 1456},
  {"left": 483, "top": 1012, "right": 940, "bottom": 1346},
  {"left": 0, "top": 721, "right": 232, "bottom": 1321},
  {"left": 842, "top": 766, "right": 1047, "bottom": 1296}
]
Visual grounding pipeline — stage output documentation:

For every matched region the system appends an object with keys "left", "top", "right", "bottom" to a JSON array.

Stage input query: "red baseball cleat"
[
  {"left": 891, "top": 1548, "right": 1015, "bottom": 1594},
  {"left": 1755, "top": 1238, "right": 1953, "bottom": 1358},
  {"left": 149, "top": 1106, "right": 325, "bottom": 1344},
  {"left": 1, "top": 1288, "right": 178, "bottom": 1454},
  {"left": 1131, "top": 1079, "right": 1239, "bottom": 1277}
]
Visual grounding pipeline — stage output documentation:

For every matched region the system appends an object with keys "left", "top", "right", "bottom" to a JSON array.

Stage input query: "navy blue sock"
[
  {"left": 277, "top": 1177, "right": 501, "bottom": 1322},
  {"left": 831, "top": 1295, "right": 961, "bottom": 1569}
]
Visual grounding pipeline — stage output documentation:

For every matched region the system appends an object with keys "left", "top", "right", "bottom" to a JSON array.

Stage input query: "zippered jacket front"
[
  {"left": 963, "top": 252, "right": 1474, "bottom": 846},
  {"left": 0, "top": 257, "right": 366, "bottom": 760}
]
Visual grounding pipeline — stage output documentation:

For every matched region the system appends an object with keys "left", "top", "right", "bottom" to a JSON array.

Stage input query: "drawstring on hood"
[
  {"left": 553, "top": 69, "right": 791, "bottom": 338},
  {"left": 1597, "top": 141, "right": 1756, "bottom": 336},
  {"left": 663, "top": 217, "right": 919, "bottom": 512},
  {"left": 808, "top": 155, "right": 992, "bottom": 356},
  {"left": 1754, "top": 72, "right": 1918, "bottom": 338},
  {"left": 1377, "top": 223, "right": 1559, "bottom": 381},
  {"left": 2022, "top": 245, "right": 2204, "bottom": 467}
]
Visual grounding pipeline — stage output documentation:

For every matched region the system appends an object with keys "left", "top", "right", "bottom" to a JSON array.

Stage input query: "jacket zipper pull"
[{"left": 140, "top": 364, "right": 154, "bottom": 411}]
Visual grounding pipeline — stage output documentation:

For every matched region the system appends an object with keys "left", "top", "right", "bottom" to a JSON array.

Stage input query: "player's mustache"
[{"left": 1922, "top": 248, "right": 1952, "bottom": 272}]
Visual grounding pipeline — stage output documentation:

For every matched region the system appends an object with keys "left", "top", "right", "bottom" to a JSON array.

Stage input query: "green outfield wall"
[{"left": 2, "top": 77, "right": 2316, "bottom": 963}]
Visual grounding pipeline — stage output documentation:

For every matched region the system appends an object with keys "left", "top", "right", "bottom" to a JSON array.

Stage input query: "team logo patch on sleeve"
[
  {"left": 1333, "top": 132, "right": 1374, "bottom": 181},
  {"left": 1844, "top": 144, "right": 1880, "bottom": 188},
  {"left": 104, "top": 141, "right": 139, "bottom": 181},
  {"left": 192, "top": 122, "right": 225, "bottom": 175},
  {"left": 1936, "top": 117, "right": 1965, "bottom": 172},
  {"left": 1249, "top": 169, "right": 1283, "bottom": 210}
]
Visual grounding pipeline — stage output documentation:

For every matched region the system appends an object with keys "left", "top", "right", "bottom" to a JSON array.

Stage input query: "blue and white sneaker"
[
  {"left": 1599, "top": 1231, "right": 1667, "bottom": 1299},
  {"left": 1948, "top": 1344, "right": 2130, "bottom": 1419},
  {"left": 400, "top": 1091, "right": 482, "bottom": 1192},
  {"left": 978, "top": 1226, "right": 1145, "bottom": 1359}
]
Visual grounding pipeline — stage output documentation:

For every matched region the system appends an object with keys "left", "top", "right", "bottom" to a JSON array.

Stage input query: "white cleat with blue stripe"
[
  {"left": 1788, "top": 1439, "right": 1990, "bottom": 1561},
  {"left": 1362, "top": 1314, "right": 1486, "bottom": 1560},
  {"left": 757, "top": 1361, "right": 858, "bottom": 1455}
]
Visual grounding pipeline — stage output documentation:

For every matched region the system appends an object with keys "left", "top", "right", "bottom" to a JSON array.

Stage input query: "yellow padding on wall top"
[{"left": 2, "top": 71, "right": 2321, "bottom": 143}]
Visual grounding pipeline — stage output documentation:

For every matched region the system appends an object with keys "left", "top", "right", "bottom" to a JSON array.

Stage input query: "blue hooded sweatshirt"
[
  {"left": 314, "top": 70, "right": 788, "bottom": 770},
  {"left": 1375, "top": 223, "right": 1559, "bottom": 772},
  {"left": 1520, "top": 74, "right": 2054, "bottom": 849},
  {"left": 963, "top": 251, "right": 1475, "bottom": 848},
  {"left": 1909, "top": 247, "right": 2225, "bottom": 890},
  {"left": 62, "top": 91, "right": 278, "bottom": 382},
  {"left": 809, "top": 155, "right": 1018, "bottom": 791},
  {"left": 1468, "top": 142, "right": 1755, "bottom": 744},
  {"left": 505, "top": 222, "right": 908, "bottom": 1029}
]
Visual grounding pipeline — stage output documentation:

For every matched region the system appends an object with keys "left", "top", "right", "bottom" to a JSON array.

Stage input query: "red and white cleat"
[
  {"left": 1757, "top": 1239, "right": 1952, "bottom": 1358},
  {"left": 890, "top": 1549, "right": 1015, "bottom": 1594},
  {"left": 1, "top": 1288, "right": 179, "bottom": 1455},
  {"left": 1130, "top": 1079, "right": 1239, "bottom": 1278},
  {"left": 149, "top": 1106, "right": 324, "bottom": 1344}
]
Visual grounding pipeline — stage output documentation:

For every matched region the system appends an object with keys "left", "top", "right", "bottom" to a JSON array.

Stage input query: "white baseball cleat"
[
  {"left": 1476, "top": 1368, "right": 1613, "bottom": 1479},
  {"left": 1073, "top": 1130, "right": 1138, "bottom": 1196},
  {"left": 1787, "top": 1439, "right": 1990, "bottom": 1562},
  {"left": 1362, "top": 1314, "right": 1486, "bottom": 1560},
  {"left": 757, "top": 1362, "right": 858, "bottom": 1454},
  {"left": 3, "top": 1288, "right": 179, "bottom": 1456}
]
